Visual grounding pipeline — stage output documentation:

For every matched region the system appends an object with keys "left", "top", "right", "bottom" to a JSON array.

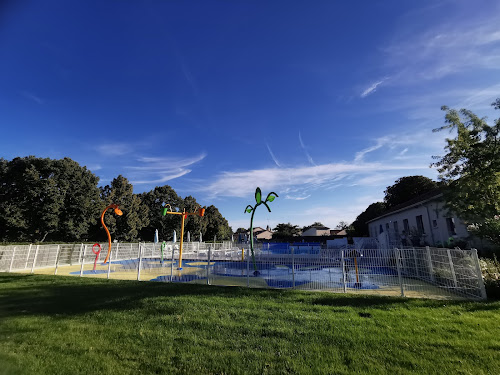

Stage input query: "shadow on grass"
[{"left": 0, "top": 273, "right": 497, "bottom": 319}]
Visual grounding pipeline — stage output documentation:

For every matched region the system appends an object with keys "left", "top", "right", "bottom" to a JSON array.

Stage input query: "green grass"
[{"left": 0, "top": 274, "right": 499, "bottom": 375}]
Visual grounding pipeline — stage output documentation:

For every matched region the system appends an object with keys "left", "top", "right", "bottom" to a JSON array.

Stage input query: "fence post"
[
  {"left": 9, "top": 247, "right": 17, "bottom": 272},
  {"left": 412, "top": 247, "right": 420, "bottom": 277},
  {"left": 24, "top": 244, "right": 33, "bottom": 269},
  {"left": 471, "top": 248, "right": 487, "bottom": 300},
  {"left": 54, "top": 245, "right": 61, "bottom": 275},
  {"left": 207, "top": 247, "right": 211, "bottom": 285},
  {"left": 425, "top": 246, "right": 435, "bottom": 282},
  {"left": 447, "top": 249, "right": 458, "bottom": 288},
  {"left": 80, "top": 245, "right": 87, "bottom": 277},
  {"left": 78, "top": 243, "right": 84, "bottom": 264},
  {"left": 137, "top": 243, "right": 143, "bottom": 281},
  {"left": 115, "top": 242, "right": 120, "bottom": 261},
  {"left": 395, "top": 248, "right": 405, "bottom": 297},
  {"left": 292, "top": 246, "right": 295, "bottom": 289},
  {"left": 341, "top": 250, "right": 347, "bottom": 293},
  {"left": 31, "top": 245, "right": 40, "bottom": 274}
]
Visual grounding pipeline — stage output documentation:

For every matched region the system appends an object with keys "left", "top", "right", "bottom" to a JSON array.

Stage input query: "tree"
[
  {"left": 350, "top": 202, "right": 386, "bottom": 237},
  {"left": 0, "top": 156, "right": 100, "bottom": 242},
  {"left": 272, "top": 223, "right": 300, "bottom": 240},
  {"left": 335, "top": 221, "right": 350, "bottom": 230},
  {"left": 204, "top": 205, "right": 232, "bottom": 241},
  {"left": 432, "top": 99, "right": 500, "bottom": 247},
  {"left": 100, "top": 175, "right": 149, "bottom": 242},
  {"left": 139, "top": 185, "right": 182, "bottom": 242},
  {"left": 384, "top": 176, "right": 438, "bottom": 208}
]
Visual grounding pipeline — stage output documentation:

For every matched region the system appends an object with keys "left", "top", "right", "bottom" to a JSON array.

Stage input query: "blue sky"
[{"left": 1, "top": 0, "right": 500, "bottom": 231}]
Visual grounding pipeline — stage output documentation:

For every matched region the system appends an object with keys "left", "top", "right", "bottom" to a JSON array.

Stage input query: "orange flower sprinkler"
[
  {"left": 162, "top": 204, "right": 205, "bottom": 270},
  {"left": 101, "top": 203, "right": 123, "bottom": 264}
]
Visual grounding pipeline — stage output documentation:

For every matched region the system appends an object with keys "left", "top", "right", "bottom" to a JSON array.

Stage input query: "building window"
[
  {"left": 446, "top": 218, "right": 456, "bottom": 236},
  {"left": 403, "top": 219, "right": 409, "bottom": 233},
  {"left": 393, "top": 221, "right": 399, "bottom": 234},
  {"left": 379, "top": 225, "right": 383, "bottom": 234},
  {"left": 416, "top": 215, "right": 425, "bottom": 234}
]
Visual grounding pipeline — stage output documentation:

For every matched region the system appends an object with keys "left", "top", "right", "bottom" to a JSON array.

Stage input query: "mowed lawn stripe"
[{"left": 0, "top": 273, "right": 499, "bottom": 374}]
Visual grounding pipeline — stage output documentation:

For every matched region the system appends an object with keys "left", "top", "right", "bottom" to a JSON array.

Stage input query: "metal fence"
[{"left": 0, "top": 242, "right": 486, "bottom": 300}]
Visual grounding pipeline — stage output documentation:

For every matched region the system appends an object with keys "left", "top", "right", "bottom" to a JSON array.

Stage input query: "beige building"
[
  {"left": 367, "top": 190, "right": 469, "bottom": 247},
  {"left": 302, "top": 225, "right": 331, "bottom": 237}
]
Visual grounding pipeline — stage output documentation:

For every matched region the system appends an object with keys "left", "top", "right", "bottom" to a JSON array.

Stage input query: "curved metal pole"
[{"left": 102, "top": 204, "right": 122, "bottom": 264}]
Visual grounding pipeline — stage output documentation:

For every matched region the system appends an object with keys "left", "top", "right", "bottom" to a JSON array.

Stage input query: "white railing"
[{"left": 0, "top": 243, "right": 486, "bottom": 300}]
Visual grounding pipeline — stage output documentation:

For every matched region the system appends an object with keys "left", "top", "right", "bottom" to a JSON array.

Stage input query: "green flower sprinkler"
[{"left": 245, "top": 187, "right": 278, "bottom": 275}]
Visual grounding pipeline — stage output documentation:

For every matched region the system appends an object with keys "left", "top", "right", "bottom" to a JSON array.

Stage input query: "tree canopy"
[
  {"left": 384, "top": 176, "right": 438, "bottom": 208},
  {"left": 0, "top": 156, "right": 232, "bottom": 243},
  {"left": 350, "top": 202, "right": 386, "bottom": 237},
  {"left": 432, "top": 98, "right": 500, "bottom": 246},
  {"left": 272, "top": 223, "right": 301, "bottom": 240}
]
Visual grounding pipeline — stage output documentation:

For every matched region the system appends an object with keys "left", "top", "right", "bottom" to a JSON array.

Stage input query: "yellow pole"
[
  {"left": 179, "top": 210, "right": 186, "bottom": 269},
  {"left": 242, "top": 248, "right": 244, "bottom": 261}
]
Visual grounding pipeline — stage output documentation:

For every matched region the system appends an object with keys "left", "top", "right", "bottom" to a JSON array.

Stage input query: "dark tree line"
[{"left": 0, "top": 156, "right": 232, "bottom": 243}]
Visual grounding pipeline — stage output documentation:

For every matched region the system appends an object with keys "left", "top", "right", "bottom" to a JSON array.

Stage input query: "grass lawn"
[{"left": 0, "top": 273, "right": 499, "bottom": 375}]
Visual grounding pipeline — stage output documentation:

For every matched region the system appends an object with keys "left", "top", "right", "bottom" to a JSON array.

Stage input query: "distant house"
[
  {"left": 330, "top": 229, "right": 347, "bottom": 236},
  {"left": 252, "top": 226, "right": 273, "bottom": 240},
  {"left": 302, "top": 225, "right": 331, "bottom": 237},
  {"left": 367, "top": 189, "right": 469, "bottom": 247}
]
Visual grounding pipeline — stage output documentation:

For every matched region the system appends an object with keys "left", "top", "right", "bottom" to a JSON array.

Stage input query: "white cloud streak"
[
  {"left": 128, "top": 153, "right": 206, "bottom": 184},
  {"left": 266, "top": 143, "right": 281, "bottom": 167},
  {"left": 19, "top": 90, "right": 44, "bottom": 104},
  {"left": 360, "top": 79, "right": 387, "bottom": 98},
  {"left": 96, "top": 143, "right": 132, "bottom": 156},
  {"left": 202, "top": 160, "right": 428, "bottom": 199},
  {"left": 299, "top": 132, "right": 316, "bottom": 165}
]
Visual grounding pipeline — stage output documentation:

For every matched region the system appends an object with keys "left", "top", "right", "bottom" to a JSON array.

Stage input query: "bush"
[{"left": 480, "top": 256, "right": 500, "bottom": 299}]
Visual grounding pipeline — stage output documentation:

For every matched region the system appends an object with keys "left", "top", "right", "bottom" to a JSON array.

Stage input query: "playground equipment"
[
  {"left": 101, "top": 203, "right": 123, "bottom": 264},
  {"left": 244, "top": 187, "right": 278, "bottom": 275},
  {"left": 160, "top": 241, "right": 167, "bottom": 265},
  {"left": 162, "top": 204, "right": 205, "bottom": 270},
  {"left": 92, "top": 244, "right": 101, "bottom": 271}
]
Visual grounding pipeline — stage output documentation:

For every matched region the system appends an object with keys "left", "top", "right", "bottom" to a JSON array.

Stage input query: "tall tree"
[
  {"left": 204, "top": 205, "right": 232, "bottom": 241},
  {"left": 100, "top": 175, "right": 149, "bottom": 242},
  {"left": 139, "top": 185, "right": 182, "bottom": 242},
  {"left": 432, "top": 99, "right": 500, "bottom": 247},
  {"left": 350, "top": 202, "right": 386, "bottom": 237},
  {"left": 272, "top": 223, "right": 300, "bottom": 240},
  {"left": 384, "top": 176, "right": 438, "bottom": 208},
  {"left": 0, "top": 156, "right": 100, "bottom": 242}
]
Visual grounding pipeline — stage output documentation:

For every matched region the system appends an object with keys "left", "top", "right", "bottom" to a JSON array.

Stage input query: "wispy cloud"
[
  {"left": 266, "top": 143, "right": 281, "bottom": 167},
  {"left": 96, "top": 143, "right": 132, "bottom": 156},
  {"left": 285, "top": 194, "right": 311, "bottom": 201},
  {"left": 298, "top": 132, "right": 316, "bottom": 165},
  {"left": 202, "top": 160, "right": 428, "bottom": 199},
  {"left": 360, "top": 78, "right": 387, "bottom": 98},
  {"left": 128, "top": 153, "right": 206, "bottom": 184},
  {"left": 19, "top": 90, "right": 44, "bottom": 104},
  {"left": 382, "top": 13, "right": 500, "bottom": 83}
]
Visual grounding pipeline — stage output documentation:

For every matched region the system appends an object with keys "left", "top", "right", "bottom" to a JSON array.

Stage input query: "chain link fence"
[{"left": 0, "top": 242, "right": 486, "bottom": 300}]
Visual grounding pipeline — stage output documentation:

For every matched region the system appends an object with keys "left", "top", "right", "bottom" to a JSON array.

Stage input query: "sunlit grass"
[{"left": 0, "top": 273, "right": 499, "bottom": 374}]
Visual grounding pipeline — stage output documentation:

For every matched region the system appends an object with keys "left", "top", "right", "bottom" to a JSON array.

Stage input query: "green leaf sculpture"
[{"left": 244, "top": 187, "right": 279, "bottom": 274}]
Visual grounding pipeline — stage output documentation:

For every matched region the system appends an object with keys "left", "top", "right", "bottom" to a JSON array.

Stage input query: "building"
[
  {"left": 367, "top": 190, "right": 469, "bottom": 247},
  {"left": 301, "top": 225, "right": 331, "bottom": 237},
  {"left": 252, "top": 226, "right": 273, "bottom": 240}
]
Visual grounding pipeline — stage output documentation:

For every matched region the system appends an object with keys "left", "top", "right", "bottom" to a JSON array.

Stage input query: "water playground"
[
  {"left": 0, "top": 188, "right": 487, "bottom": 300},
  {"left": 1, "top": 240, "right": 486, "bottom": 300}
]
